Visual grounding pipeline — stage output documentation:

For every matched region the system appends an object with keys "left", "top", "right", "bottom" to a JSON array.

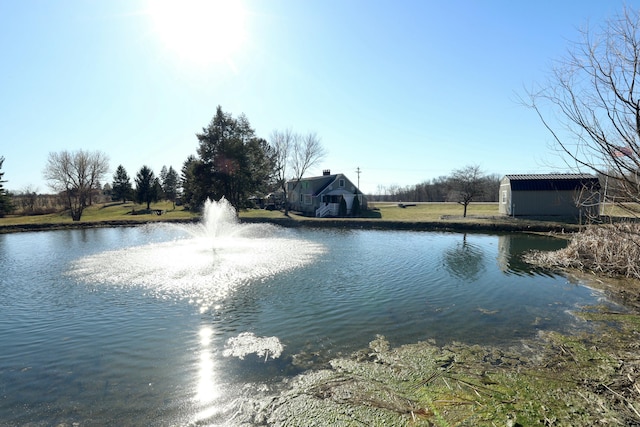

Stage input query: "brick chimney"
[{"left": 323, "top": 169, "right": 331, "bottom": 176}]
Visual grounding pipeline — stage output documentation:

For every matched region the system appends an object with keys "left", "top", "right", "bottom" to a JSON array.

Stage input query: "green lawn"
[
  {"left": 0, "top": 200, "right": 579, "bottom": 232},
  {"left": 369, "top": 201, "right": 498, "bottom": 221},
  {"left": 0, "top": 201, "right": 197, "bottom": 226},
  {"left": 238, "top": 202, "right": 499, "bottom": 222},
  {"left": 0, "top": 201, "right": 500, "bottom": 227}
]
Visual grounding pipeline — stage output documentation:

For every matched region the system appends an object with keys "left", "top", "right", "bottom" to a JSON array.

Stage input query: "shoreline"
[{"left": 0, "top": 214, "right": 582, "bottom": 234}]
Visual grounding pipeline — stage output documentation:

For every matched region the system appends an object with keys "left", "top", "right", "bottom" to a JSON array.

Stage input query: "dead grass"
[{"left": 525, "top": 223, "right": 640, "bottom": 279}]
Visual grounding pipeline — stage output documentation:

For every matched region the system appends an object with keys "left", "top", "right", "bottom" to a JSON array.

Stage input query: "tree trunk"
[{"left": 71, "top": 207, "right": 83, "bottom": 221}]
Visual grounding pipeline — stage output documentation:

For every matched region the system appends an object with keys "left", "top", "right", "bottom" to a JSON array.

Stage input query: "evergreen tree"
[
  {"left": 351, "top": 193, "right": 361, "bottom": 216},
  {"left": 0, "top": 156, "right": 13, "bottom": 217},
  {"left": 189, "top": 106, "right": 275, "bottom": 211},
  {"left": 180, "top": 155, "right": 205, "bottom": 210},
  {"left": 338, "top": 196, "right": 347, "bottom": 217},
  {"left": 161, "top": 165, "right": 179, "bottom": 209},
  {"left": 112, "top": 165, "right": 133, "bottom": 203},
  {"left": 153, "top": 177, "right": 163, "bottom": 205},
  {"left": 135, "top": 165, "right": 157, "bottom": 210}
]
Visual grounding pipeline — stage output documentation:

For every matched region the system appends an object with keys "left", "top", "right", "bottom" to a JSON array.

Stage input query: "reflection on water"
[
  {"left": 442, "top": 233, "right": 486, "bottom": 280},
  {"left": 192, "top": 325, "right": 223, "bottom": 423},
  {"left": 0, "top": 217, "right": 616, "bottom": 426},
  {"left": 196, "top": 326, "right": 219, "bottom": 404},
  {"left": 498, "top": 233, "right": 568, "bottom": 275}
]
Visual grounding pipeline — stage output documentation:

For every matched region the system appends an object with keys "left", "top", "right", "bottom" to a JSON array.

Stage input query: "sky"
[{"left": 0, "top": 0, "right": 631, "bottom": 195}]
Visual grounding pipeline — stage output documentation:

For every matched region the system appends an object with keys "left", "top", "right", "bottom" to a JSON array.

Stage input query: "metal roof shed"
[{"left": 499, "top": 174, "right": 601, "bottom": 217}]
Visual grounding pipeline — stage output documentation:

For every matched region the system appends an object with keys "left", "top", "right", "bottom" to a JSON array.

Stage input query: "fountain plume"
[{"left": 67, "top": 198, "right": 326, "bottom": 309}]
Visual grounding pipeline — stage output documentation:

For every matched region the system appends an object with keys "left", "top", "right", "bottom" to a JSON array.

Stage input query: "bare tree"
[
  {"left": 43, "top": 150, "right": 109, "bottom": 221},
  {"left": 270, "top": 128, "right": 295, "bottom": 214},
  {"left": 270, "top": 130, "right": 326, "bottom": 215},
  {"left": 526, "top": 6, "right": 640, "bottom": 216},
  {"left": 449, "top": 164, "right": 485, "bottom": 217},
  {"left": 19, "top": 185, "right": 39, "bottom": 214}
]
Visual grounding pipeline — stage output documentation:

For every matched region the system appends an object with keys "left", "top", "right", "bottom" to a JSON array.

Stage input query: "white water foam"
[
  {"left": 222, "top": 332, "right": 284, "bottom": 361},
  {"left": 68, "top": 198, "right": 325, "bottom": 308}
]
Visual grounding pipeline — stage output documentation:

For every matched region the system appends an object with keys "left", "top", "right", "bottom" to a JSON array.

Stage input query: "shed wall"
[
  {"left": 510, "top": 190, "right": 580, "bottom": 216},
  {"left": 498, "top": 182, "right": 511, "bottom": 215}
]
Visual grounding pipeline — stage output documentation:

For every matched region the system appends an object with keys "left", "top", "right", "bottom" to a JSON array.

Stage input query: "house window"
[
  {"left": 501, "top": 190, "right": 507, "bottom": 203},
  {"left": 339, "top": 179, "right": 345, "bottom": 187},
  {"left": 303, "top": 194, "right": 312, "bottom": 204},
  {"left": 300, "top": 193, "right": 304, "bottom": 203}
]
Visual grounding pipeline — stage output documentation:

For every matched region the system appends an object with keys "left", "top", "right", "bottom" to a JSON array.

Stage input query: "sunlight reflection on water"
[
  {"left": 67, "top": 199, "right": 326, "bottom": 311},
  {"left": 196, "top": 326, "right": 218, "bottom": 404},
  {"left": 69, "top": 235, "right": 324, "bottom": 305}
]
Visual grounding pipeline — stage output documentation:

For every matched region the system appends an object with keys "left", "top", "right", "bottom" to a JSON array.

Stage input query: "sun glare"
[{"left": 147, "top": 0, "right": 247, "bottom": 68}]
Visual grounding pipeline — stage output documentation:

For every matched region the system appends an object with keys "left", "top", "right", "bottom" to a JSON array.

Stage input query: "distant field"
[
  {"left": 600, "top": 202, "right": 640, "bottom": 218},
  {"left": 238, "top": 202, "right": 500, "bottom": 222},
  {"left": 367, "top": 202, "right": 498, "bottom": 221}
]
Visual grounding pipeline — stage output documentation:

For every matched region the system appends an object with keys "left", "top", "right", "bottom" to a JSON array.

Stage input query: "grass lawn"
[
  {"left": 368, "top": 201, "right": 498, "bottom": 221},
  {"left": 0, "top": 200, "right": 580, "bottom": 232},
  {"left": 238, "top": 202, "right": 500, "bottom": 222},
  {"left": 0, "top": 201, "right": 197, "bottom": 227}
]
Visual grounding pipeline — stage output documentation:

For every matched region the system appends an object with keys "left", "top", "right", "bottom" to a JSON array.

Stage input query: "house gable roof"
[
  {"left": 291, "top": 173, "right": 358, "bottom": 196},
  {"left": 312, "top": 175, "right": 338, "bottom": 196},
  {"left": 504, "top": 174, "right": 600, "bottom": 191}
]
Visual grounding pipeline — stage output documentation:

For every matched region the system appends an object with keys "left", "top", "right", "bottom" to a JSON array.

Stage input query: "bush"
[
  {"left": 338, "top": 197, "right": 347, "bottom": 217},
  {"left": 352, "top": 195, "right": 361, "bottom": 216}
]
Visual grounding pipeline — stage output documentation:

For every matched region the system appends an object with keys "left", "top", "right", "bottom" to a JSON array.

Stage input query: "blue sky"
[{"left": 0, "top": 0, "right": 629, "bottom": 195}]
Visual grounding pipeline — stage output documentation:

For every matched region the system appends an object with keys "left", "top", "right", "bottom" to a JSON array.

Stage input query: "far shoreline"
[{"left": 0, "top": 213, "right": 582, "bottom": 234}]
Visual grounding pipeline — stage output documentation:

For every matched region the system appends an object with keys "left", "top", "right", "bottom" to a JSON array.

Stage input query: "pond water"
[{"left": 0, "top": 201, "right": 614, "bottom": 425}]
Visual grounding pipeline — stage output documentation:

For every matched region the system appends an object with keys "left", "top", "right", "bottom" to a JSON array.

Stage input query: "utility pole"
[{"left": 355, "top": 167, "right": 361, "bottom": 189}]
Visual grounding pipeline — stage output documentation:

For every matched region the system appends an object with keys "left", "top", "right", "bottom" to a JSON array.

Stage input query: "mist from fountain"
[
  {"left": 68, "top": 198, "right": 326, "bottom": 309},
  {"left": 196, "top": 197, "right": 241, "bottom": 239}
]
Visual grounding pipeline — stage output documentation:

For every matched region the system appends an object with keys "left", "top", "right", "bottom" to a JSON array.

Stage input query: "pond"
[{"left": 0, "top": 200, "right": 614, "bottom": 425}]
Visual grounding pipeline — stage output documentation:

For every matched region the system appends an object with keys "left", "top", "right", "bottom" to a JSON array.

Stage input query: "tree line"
[
  {"left": 374, "top": 170, "right": 501, "bottom": 204},
  {"left": 0, "top": 103, "right": 500, "bottom": 221},
  {"left": 372, "top": 165, "right": 501, "bottom": 217},
  {"left": 0, "top": 106, "right": 325, "bottom": 220}
]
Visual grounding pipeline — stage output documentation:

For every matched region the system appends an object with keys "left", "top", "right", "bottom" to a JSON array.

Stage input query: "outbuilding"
[{"left": 499, "top": 173, "right": 601, "bottom": 218}]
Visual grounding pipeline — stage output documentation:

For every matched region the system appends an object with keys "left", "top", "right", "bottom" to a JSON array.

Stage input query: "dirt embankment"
[{"left": 241, "top": 216, "right": 582, "bottom": 233}]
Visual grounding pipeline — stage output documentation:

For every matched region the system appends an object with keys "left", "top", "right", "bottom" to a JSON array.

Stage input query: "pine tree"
[
  {"left": 111, "top": 165, "right": 133, "bottom": 203},
  {"left": 351, "top": 193, "right": 361, "bottom": 216},
  {"left": 135, "top": 165, "right": 156, "bottom": 210},
  {"left": 161, "top": 166, "right": 179, "bottom": 209},
  {"left": 192, "top": 106, "right": 275, "bottom": 211},
  {"left": 0, "top": 156, "right": 13, "bottom": 217}
]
